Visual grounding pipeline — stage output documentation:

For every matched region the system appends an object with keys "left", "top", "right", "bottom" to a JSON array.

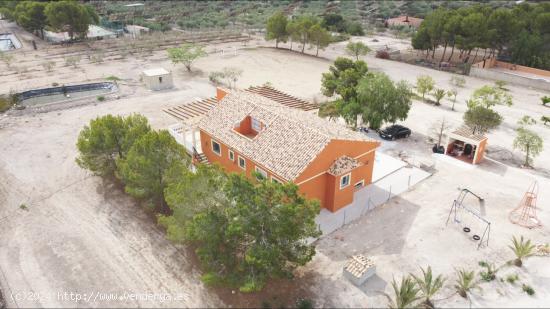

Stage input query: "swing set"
[{"left": 446, "top": 188, "right": 491, "bottom": 249}]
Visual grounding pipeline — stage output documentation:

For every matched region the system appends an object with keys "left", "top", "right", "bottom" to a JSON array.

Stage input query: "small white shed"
[{"left": 142, "top": 68, "right": 173, "bottom": 91}]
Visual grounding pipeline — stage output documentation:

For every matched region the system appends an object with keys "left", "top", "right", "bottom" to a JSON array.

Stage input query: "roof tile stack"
[{"left": 344, "top": 255, "right": 375, "bottom": 278}]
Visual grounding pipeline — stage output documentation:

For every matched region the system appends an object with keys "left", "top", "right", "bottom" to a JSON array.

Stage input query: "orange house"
[{"left": 196, "top": 89, "right": 380, "bottom": 212}]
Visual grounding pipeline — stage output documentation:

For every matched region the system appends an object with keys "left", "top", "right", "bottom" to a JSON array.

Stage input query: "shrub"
[
  {"left": 64, "top": 55, "right": 81, "bottom": 68},
  {"left": 330, "top": 33, "right": 350, "bottom": 43},
  {"left": 345, "top": 21, "right": 364, "bottom": 35},
  {"left": 454, "top": 268, "right": 477, "bottom": 298},
  {"left": 90, "top": 52, "right": 105, "bottom": 64},
  {"left": 208, "top": 71, "right": 224, "bottom": 85},
  {"left": 0, "top": 91, "right": 20, "bottom": 113},
  {"left": 200, "top": 272, "right": 223, "bottom": 286},
  {"left": 52, "top": 82, "right": 59, "bottom": 86},
  {"left": 506, "top": 274, "right": 519, "bottom": 284},
  {"left": 42, "top": 61, "right": 56, "bottom": 72},
  {"left": 376, "top": 50, "right": 390, "bottom": 59},
  {"left": 0, "top": 51, "right": 15, "bottom": 68},
  {"left": 105, "top": 75, "right": 121, "bottom": 84},
  {"left": 450, "top": 76, "right": 466, "bottom": 88},
  {"left": 0, "top": 96, "right": 12, "bottom": 113},
  {"left": 97, "top": 95, "right": 105, "bottom": 102},
  {"left": 239, "top": 279, "right": 262, "bottom": 292},
  {"left": 522, "top": 284, "right": 535, "bottom": 296},
  {"left": 478, "top": 261, "right": 497, "bottom": 282},
  {"left": 495, "top": 80, "right": 507, "bottom": 90},
  {"left": 296, "top": 298, "right": 313, "bottom": 309}
]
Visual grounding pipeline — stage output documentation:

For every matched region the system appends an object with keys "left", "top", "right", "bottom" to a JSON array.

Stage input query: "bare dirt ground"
[{"left": 1, "top": 20, "right": 550, "bottom": 308}]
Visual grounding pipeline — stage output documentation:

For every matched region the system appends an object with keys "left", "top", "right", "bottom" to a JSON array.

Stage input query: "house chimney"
[
  {"left": 405, "top": 15, "right": 409, "bottom": 22},
  {"left": 216, "top": 87, "right": 230, "bottom": 102}
]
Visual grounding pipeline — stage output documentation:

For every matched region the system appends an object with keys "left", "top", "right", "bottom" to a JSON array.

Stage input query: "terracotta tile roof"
[
  {"left": 344, "top": 255, "right": 375, "bottom": 278},
  {"left": 246, "top": 85, "right": 320, "bottom": 111},
  {"left": 449, "top": 126, "right": 487, "bottom": 143},
  {"left": 386, "top": 15, "right": 423, "bottom": 28},
  {"left": 164, "top": 85, "right": 317, "bottom": 124},
  {"left": 328, "top": 156, "right": 361, "bottom": 176},
  {"left": 198, "top": 91, "right": 375, "bottom": 181},
  {"left": 163, "top": 97, "right": 217, "bottom": 122}
]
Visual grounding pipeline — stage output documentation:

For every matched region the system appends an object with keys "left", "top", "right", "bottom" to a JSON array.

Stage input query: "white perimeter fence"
[{"left": 316, "top": 166, "right": 432, "bottom": 236}]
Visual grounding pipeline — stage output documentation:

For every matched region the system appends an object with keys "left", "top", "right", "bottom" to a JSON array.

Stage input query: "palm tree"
[
  {"left": 454, "top": 268, "right": 477, "bottom": 298},
  {"left": 388, "top": 276, "right": 420, "bottom": 308},
  {"left": 509, "top": 235, "right": 535, "bottom": 267},
  {"left": 411, "top": 266, "right": 446, "bottom": 308},
  {"left": 432, "top": 88, "right": 446, "bottom": 106}
]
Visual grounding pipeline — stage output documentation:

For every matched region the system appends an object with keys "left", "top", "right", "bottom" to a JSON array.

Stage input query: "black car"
[{"left": 379, "top": 124, "right": 411, "bottom": 140}]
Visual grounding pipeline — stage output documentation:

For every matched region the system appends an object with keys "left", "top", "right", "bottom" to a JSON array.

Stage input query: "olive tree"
[
  {"left": 357, "top": 72, "right": 412, "bottom": 130},
  {"left": 463, "top": 104, "right": 503, "bottom": 134},
  {"left": 167, "top": 43, "right": 207, "bottom": 72},
  {"left": 513, "top": 116, "right": 543, "bottom": 167},
  {"left": 447, "top": 88, "right": 458, "bottom": 110},
  {"left": 416, "top": 75, "right": 435, "bottom": 101},
  {"left": 346, "top": 41, "right": 371, "bottom": 60}
]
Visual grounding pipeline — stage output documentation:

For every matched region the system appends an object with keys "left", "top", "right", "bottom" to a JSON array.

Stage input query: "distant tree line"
[
  {"left": 0, "top": 0, "right": 99, "bottom": 40},
  {"left": 266, "top": 12, "right": 364, "bottom": 57},
  {"left": 411, "top": 2, "right": 550, "bottom": 70}
]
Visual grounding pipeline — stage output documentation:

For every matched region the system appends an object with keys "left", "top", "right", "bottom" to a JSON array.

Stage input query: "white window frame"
[
  {"left": 228, "top": 149, "right": 235, "bottom": 161},
  {"left": 251, "top": 117, "right": 262, "bottom": 132},
  {"left": 271, "top": 176, "right": 283, "bottom": 184},
  {"left": 340, "top": 173, "right": 351, "bottom": 189},
  {"left": 255, "top": 166, "right": 268, "bottom": 180},
  {"left": 354, "top": 180, "right": 365, "bottom": 189},
  {"left": 238, "top": 156, "right": 246, "bottom": 170},
  {"left": 211, "top": 140, "right": 221, "bottom": 156}
]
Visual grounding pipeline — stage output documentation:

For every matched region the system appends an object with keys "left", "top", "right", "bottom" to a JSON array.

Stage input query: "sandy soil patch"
[{"left": 1, "top": 23, "right": 549, "bottom": 308}]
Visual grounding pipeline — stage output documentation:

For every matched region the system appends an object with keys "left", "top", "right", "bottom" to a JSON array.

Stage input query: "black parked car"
[{"left": 379, "top": 124, "right": 411, "bottom": 140}]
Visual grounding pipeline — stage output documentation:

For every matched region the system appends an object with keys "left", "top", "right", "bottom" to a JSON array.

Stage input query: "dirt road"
[{"left": 0, "top": 83, "right": 220, "bottom": 308}]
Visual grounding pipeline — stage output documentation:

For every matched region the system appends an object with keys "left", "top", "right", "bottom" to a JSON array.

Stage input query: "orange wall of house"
[
  {"left": 473, "top": 58, "right": 550, "bottom": 77},
  {"left": 296, "top": 139, "right": 378, "bottom": 212},
  {"left": 216, "top": 87, "right": 229, "bottom": 101},
  {"left": 295, "top": 139, "right": 378, "bottom": 183},
  {"left": 328, "top": 152, "right": 375, "bottom": 212},
  {"left": 234, "top": 116, "right": 252, "bottom": 135},
  {"left": 200, "top": 130, "right": 285, "bottom": 182},
  {"left": 474, "top": 139, "right": 487, "bottom": 164},
  {"left": 299, "top": 174, "right": 329, "bottom": 209},
  {"left": 200, "top": 131, "right": 379, "bottom": 213}
]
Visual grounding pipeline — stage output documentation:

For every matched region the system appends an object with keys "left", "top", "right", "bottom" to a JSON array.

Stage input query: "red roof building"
[{"left": 385, "top": 15, "right": 423, "bottom": 28}]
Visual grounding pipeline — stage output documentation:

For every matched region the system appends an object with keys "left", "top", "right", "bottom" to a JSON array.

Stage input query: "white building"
[
  {"left": 44, "top": 25, "right": 117, "bottom": 43},
  {"left": 142, "top": 68, "right": 174, "bottom": 91}
]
